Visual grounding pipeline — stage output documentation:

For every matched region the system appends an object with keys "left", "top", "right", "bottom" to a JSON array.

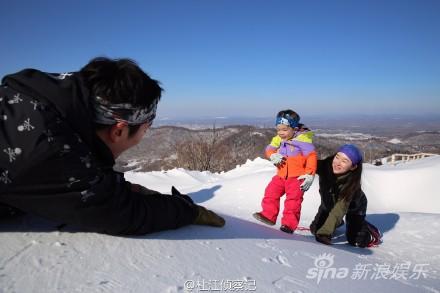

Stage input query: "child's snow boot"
[
  {"left": 280, "top": 225, "right": 294, "bottom": 234},
  {"left": 253, "top": 212, "right": 276, "bottom": 226}
]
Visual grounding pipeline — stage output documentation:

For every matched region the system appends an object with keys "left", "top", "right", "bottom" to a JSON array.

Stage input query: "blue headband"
[
  {"left": 338, "top": 144, "right": 363, "bottom": 165},
  {"left": 275, "top": 115, "right": 299, "bottom": 128}
]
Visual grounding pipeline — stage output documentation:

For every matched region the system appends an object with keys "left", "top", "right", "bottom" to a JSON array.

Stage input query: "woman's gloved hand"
[{"left": 315, "top": 234, "right": 332, "bottom": 245}]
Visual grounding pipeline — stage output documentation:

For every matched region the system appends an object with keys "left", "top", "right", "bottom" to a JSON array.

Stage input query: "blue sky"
[{"left": 1, "top": 0, "right": 439, "bottom": 118}]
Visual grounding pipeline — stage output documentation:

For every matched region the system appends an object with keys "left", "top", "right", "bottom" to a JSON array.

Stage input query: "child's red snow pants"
[{"left": 260, "top": 175, "right": 304, "bottom": 230}]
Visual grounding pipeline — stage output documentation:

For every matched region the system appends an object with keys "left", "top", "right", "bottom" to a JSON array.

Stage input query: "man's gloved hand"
[
  {"left": 315, "top": 234, "right": 332, "bottom": 245},
  {"left": 194, "top": 205, "right": 225, "bottom": 227},
  {"left": 171, "top": 186, "right": 225, "bottom": 227},
  {"left": 298, "top": 174, "right": 315, "bottom": 191},
  {"left": 269, "top": 153, "right": 285, "bottom": 166},
  {"left": 171, "top": 186, "right": 195, "bottom": 205}
]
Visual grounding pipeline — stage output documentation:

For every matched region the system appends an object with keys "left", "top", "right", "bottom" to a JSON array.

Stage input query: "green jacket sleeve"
[{"left": 316, "top": 199, "right": 349, "bottom": 236}]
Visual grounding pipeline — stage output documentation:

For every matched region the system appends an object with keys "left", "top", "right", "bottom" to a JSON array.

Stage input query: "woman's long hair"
[{"left": 337, "top": 157, "right": 363, "bottom": 202}]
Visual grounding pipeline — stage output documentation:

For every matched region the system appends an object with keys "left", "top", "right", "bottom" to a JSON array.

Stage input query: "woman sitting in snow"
[{"left": 310, "top": 144, "right": 381, "bottom": 248}]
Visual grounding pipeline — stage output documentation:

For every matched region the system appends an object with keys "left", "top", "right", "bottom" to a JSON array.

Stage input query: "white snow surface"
[
  {"left": 388, "top": 138, "right": 402, "bottom": 144},
  {"left": 315, "top": 132, "right": 379, "bottom": 141},
  {"left": 1, "top": 157, "right": 440, "bottom": 292}
]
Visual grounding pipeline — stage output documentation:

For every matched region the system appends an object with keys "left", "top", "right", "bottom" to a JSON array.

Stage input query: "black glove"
[
  {"left": 315, "top": 234, "right": 332, "bottom": 245},
  {"left": 171, "top": 186, "right": 225, "bottom": 227},
  {"left": 309, "top": 223, "right": 318, "bottom": 235},
  {"left": 352, "top": 229, "right": 372, "bottom": 248},
  {"left": 171, "top": 186, "right": 195, "bottom": 205},
  {"left": 194, "top": 205, "right": 225, "bottom": 227}
]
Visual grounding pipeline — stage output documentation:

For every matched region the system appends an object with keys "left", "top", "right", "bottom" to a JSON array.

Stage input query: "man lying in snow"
[{"left": 0, "top": 57, "right": 224, "bottom": 235}]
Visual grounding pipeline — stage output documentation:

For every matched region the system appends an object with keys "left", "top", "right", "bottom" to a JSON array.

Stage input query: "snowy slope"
[{"left": 1, "top": 157, "right": 440, "bottom": 292}]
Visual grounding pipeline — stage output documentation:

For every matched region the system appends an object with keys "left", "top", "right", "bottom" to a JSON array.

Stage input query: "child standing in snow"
[
  {"left": 253, "top": 110, "right": 317, "bottom": 234},
  {"left": 310, "top": 144, "right": 381, "bottom": 247}
]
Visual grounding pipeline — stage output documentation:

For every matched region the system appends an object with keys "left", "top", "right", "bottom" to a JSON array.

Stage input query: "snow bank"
[
  {"left": 1, "top": 156, "right": 439, "bottom": 292},
  {"left": 126, "top": 155, "right": 440, "bottom": 214},
  {"left": 363, "top": 155, "right": 440, "bottom": 213}
]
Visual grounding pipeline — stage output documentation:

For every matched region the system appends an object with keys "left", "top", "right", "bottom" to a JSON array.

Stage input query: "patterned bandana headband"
[
  {"left": 93, "top": 96, "right": 158, "bottom": 126},
  {"left": 275, "top": 114, "right": 299, "bottom": 128}
]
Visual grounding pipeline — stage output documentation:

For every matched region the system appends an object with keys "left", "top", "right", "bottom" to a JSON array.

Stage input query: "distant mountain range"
[
  {"left": 116, "top": 118, "right": 440, "bottom": 172},
  {"left": 154, "top": 114, "right": 440, "bottom": 135}
]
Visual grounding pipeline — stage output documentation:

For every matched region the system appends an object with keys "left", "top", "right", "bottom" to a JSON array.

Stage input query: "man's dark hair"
[{"left": 80, "top": 57, "right": 163, "bottom": 135}]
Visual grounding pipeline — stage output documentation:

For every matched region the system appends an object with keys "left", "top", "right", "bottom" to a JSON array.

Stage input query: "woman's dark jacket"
[{"left": 315, "top": 156, "right": 367, "bottom": 236}]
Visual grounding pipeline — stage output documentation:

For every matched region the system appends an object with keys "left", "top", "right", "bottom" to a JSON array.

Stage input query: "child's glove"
[
  {"left": 269, "top": 153, "right": 285, "bottom": 166},
  {"left": 298, "top": 174, "right": 315, "bottom": 191}
]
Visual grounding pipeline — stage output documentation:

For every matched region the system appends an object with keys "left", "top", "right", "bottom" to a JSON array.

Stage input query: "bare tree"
[{"left": 175, "top": 125, "right": 229, "bottom": 172}]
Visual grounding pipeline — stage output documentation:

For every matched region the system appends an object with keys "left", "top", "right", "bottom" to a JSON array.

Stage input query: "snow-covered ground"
[
  {"left": 1, "top": 156, "right": 440, "bottom": 292},
  {"left": 314, "top": 132, "right": 380, "bottom": 141},
  {"left": 388, "top": 138, "right": 402, "bottom": 144}
]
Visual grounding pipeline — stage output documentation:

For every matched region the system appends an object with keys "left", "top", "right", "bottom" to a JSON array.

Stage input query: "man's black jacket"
[{"left": 0, "top": 69, "right": 197, "bottom": 235}]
